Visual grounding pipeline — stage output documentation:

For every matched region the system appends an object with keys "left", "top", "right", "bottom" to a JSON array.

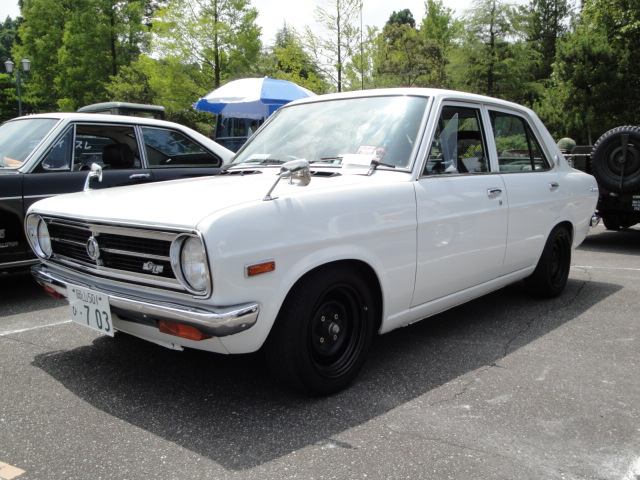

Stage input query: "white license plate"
[{"left": 68, "top": 284, "right": 114, "bottom": 336}]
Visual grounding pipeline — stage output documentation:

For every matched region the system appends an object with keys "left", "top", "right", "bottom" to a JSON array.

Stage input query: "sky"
[{"left": 1, "top": 0, "right": 483, "bottom": 46}]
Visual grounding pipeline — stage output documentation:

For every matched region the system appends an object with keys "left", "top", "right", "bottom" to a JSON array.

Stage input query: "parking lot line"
[
  {"left": 0, "top": 462, "right": 25, "bottom": 480},
  {"left": 573, "top": 265, "right": 640, "bottom": 272},
  {"left": 0, "top": 320, "right": 71, "bottom": 337}
]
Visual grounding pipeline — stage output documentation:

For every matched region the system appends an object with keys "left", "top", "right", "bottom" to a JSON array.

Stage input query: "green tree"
[
  {"left": 152, "top": 0, "right": 261, "bottom": 90},
  {"left": 581, "top": 0, "right": 640, "bottom": 122},
  {"left": 14, "top": 0, "right": 70, "bottom": 111},
  {"left": 343, "top": 25, "right": 378, "bottom": 90},
  {"left": 374, "top": 21, "right": 446, "bottom": 88},
  {"left": 420, "top": 0, "right": 457, "bottom": 50},
  {"left": 107, "top": 54, "right": 215, "bottom": 133},
  {"left": 449, "top": 0, "right": 536, "bottom": 102},
  {"left": 1, "top": 16, "right": 20, "bottom": 63},
  {"left": 16, "top": 0, "right": 150, "bottom": 112},
  {"left": 539, "top": 25, "right": 622, "bottom": 144},
  {"left": 257, "top": 25, "right": 330, "bottom": 93},
  {"left": 388, "top": 9, "right": 415, "bottom": 28},
  {"left": 305, "top": 0, "right": 362, "bottom": 92},
  {"left": 523, "top": 0, "right": 570, "bottom": 81}
]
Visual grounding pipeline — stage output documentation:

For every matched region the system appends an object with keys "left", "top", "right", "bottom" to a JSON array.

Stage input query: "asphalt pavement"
[{"left": 1, "top": 224, "right": 639, "bottom": 480}]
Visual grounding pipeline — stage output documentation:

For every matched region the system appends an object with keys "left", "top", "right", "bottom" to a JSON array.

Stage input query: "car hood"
[{"left": 28, "top": 168, "right": 403, "bottom": 229}]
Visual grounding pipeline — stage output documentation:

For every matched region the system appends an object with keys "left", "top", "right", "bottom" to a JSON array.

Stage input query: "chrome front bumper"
[{"left": 32, "top": 264, "right": 259, "bottom": 337}]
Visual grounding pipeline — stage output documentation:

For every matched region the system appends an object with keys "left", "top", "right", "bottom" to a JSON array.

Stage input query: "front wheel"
[
  {"left": 265, "top": 266, "right": 376, "bottom": 395},
  {"left": 524, "top": 225, "right": 572, "bottom": 298}
]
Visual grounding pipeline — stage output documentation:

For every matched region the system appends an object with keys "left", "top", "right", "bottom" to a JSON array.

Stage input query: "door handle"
[
  {"left": 487, "top": 188, "right": 502, "bottom": 198},
  {"left": 549, "top": 182, "right": 559, "bottom": 190},
  {"left": 130, "top": 173, "right": 151, "bottom": 180}
]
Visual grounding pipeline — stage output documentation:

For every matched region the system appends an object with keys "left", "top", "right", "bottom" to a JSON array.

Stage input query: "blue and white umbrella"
[{"left": 193, "top": 77, "right": 316, "bottom": 119}]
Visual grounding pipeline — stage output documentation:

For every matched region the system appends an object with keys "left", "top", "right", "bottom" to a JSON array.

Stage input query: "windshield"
[
  {"left": 0, "top": 118, "right": 59, "bottom": 168},
  {"left": 231, "top": 95, "right": 428, "bottom": 169}
]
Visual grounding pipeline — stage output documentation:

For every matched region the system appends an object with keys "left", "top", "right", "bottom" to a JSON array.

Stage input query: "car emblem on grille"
[
  {"left": 142, "top": 261, "right": 164, "bottom": 275},
  {"left": 86, "top": 236, "right": 100, "bottom": 261}
]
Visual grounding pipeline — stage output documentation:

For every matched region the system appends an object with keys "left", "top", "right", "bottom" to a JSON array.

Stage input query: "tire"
[
  {"left": 602, "top": 215, "right": 621, "bottom": 231},
  {"left": 525, "top": 225, "right": 572, "bottom": 298},
  {"left": 265, "top": 265, "right": 376, "bottom": 395},
  {"left": 590, "top": 126, "right": 640, "bottom": 193}
]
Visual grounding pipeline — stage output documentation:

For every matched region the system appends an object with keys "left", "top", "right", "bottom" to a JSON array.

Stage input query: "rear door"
[
  {"left": 488, "top": 108, "right": 562, "bottom": 273},
  {"left": 140, "top": 126, "right": 224, "bottom": 182}
]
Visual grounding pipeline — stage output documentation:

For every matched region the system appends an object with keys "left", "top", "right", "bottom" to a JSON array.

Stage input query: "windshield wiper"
[
  {"left": 223, "top": 159, "right": 286, "bottom": 171},
  {"left": 367, "top": 160, "right": 396, "bottom": 176}
]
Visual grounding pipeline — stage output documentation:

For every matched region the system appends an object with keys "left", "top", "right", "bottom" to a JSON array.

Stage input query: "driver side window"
[
  {"left": 41, "top": 128, "right": 74, "bottom": 171},
  {"left": 141, "top": 127, "right": 222, "bottom": 168},
  {"left": 424, "top": 105, "right": 488, "bottom": 176}
]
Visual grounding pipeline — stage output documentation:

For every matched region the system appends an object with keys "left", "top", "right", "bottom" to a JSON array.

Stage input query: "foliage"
[
  {"left": 14, "top": 0, "right": 149, "bottom": 112},
  {"left": 152, "top": 0, "right": 261, "bottom": 90},
  {"left": 540, "top": 25, "right": 623, "bottom": 144},
  {"left": 375, "top": 22, "right": 446, "bottom": 88},
  {"left": 1, "top": 16, "right": 20, "bottom": 63},
  {"left": 255, "top": 24, "right": 331, "bottom": 94},
  {"left": 421, "top": 0, "right": 458, "bottom": 50},
  {"left": 1, "top": 0, "right": 638, "bottom": 145},
  {"left": 388, "top": 9, "right": 415, "bottom": 28},
  {"left": 522, "top": 0, "right": 570, "bottom": 80},
  {"left": 305, "top": 0, "right": 362, "bottom": 92}
]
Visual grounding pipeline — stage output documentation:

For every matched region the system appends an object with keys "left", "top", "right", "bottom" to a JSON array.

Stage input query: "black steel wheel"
[
  {"left": 265, "top": 265, "right": 376, "bottom": 395},
  {"left": 525, "top": 225, "right": 572, "bottom": 298}
]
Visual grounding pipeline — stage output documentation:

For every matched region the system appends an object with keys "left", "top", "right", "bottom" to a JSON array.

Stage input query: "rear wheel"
[
  {"left": 525, "top": 225, "right": 572, "bottom": 298},
  {"left": 602, "top": 215, "right": 621, "bottom": 231},
  {"left": 265, "top": 266, "right": 376, "bottom": 395}
]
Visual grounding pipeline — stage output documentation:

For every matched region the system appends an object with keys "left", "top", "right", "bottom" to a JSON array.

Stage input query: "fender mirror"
[
  {"left": 264, "top": 159, "right": 311, "bottom": 201},
  {"left": 83, "top": 163, "right": 103, "bottom": 191}
]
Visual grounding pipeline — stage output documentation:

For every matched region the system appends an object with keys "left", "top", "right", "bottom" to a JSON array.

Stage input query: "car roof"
[
  {"left": 286, "top": 87, "right": 528, "bottom": 112},
  {"left": 8, "top": 112, "right": 183, "bottom": 129}
]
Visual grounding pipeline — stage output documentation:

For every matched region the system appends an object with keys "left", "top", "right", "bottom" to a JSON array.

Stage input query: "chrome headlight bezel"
[
  {"left": 25, "top": 214, "right": 53, "bottom": 259},
  {"left": 170, "top": 233, "right": 211, "bottom": 296}
]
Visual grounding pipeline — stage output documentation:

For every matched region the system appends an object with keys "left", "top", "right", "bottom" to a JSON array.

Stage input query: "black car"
[{"left": 0, "top": 113, "right": 232, "bottom": 272}]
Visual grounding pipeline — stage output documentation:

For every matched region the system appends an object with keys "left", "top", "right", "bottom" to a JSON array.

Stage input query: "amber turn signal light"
[
  {"left": 246, "top": 261, "right": 275, "bottom": 277},
  {"left": 159, "top": 320, "right": 211, "bottom": 341}
]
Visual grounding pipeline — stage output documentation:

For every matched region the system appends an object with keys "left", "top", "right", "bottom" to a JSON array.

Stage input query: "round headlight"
[
  {"left": 37, "top": 219, "right": 53, "bottom": 257},
  {"left": 171, "top": 235, "right": 209, "bottom": 294}
]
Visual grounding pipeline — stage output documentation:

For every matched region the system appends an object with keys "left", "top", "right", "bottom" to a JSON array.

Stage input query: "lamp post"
[{"left": 4, "top": 58, "right": 31, "bottom": 116}]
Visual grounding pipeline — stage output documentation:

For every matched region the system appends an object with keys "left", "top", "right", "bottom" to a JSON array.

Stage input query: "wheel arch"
[{"left": 279, "top": 259, "right": 384, "bottom": 334}]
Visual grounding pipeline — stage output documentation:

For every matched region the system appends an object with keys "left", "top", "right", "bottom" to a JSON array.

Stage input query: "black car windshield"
[
  {"left": 231, "top": 95, "right": 429, "bottom": 169},
  {"left": 0, "top": 118, "right": 58, "bottom": 168}
]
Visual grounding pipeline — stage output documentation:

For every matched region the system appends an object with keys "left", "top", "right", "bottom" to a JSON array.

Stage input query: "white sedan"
[{"left": 26, "top": 89, "right": 599, "bottom": 395}]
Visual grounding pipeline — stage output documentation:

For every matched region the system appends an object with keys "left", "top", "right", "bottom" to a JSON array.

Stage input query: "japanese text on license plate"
[{"left": 68, "top": 284, "right": 114, "bottom": 336}]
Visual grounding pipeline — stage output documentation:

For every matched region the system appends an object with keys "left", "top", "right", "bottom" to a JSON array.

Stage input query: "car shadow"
[
  {"left": 578, "top": 226, "right": 640, "bottom": 255},
  {"left": 31, "top": 277, "right": 618, "bottom": 471},
  {"left": 0, "top": 269, "right": 62, "bottom": 318}
]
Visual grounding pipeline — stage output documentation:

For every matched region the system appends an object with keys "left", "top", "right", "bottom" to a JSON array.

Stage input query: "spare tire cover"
[{"left": 590, "top": 126, "right": 640, "bottom": 192}]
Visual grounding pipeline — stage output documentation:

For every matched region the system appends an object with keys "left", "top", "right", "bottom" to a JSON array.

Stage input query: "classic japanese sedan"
[
  {"left": 27, "top": 89, "right": 599, "bottom": 394},
  {"left": 0, "top": 113, "right": 232, "bottom": 272}
]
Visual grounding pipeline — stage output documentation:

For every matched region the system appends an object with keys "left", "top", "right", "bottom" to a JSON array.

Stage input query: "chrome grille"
[{"left": 45, "top": 217, "right": 184, "bottom": 291}]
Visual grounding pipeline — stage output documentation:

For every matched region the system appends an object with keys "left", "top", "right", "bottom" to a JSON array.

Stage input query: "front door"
[{"left": 412, "top": 103, "right": 508, "bottom": 306}]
